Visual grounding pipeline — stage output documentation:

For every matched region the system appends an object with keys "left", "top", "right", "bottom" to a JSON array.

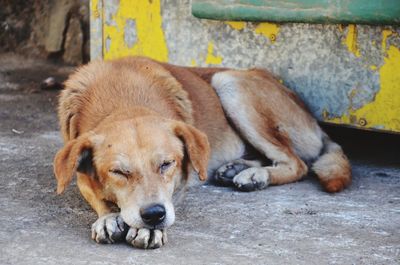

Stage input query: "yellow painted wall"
[{"left": 102, "top": 0, "right": 168, "bottom": 62}]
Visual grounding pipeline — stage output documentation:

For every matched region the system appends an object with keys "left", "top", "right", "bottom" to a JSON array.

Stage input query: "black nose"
[{"left": 140, "top": 204, "right": 166, "bottom": 226}]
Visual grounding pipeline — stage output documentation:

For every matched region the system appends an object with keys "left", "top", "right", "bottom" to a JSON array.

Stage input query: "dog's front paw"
[
  {"left": 215, "top": 162, "right": 250, "bottom": 186},
  {"left": 91, "top": 213, "right": 128, "bottom": 244},
  {"left": 126, "top": 228, "right": 167, "bottom": 249},
  {"left": 233, "top": 168, "right": 270, "bottom": 191}
]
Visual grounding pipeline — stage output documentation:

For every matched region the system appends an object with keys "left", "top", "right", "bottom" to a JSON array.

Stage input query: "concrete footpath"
[{"left": 0, "top": 54, "right": 399, "bottom": 265}]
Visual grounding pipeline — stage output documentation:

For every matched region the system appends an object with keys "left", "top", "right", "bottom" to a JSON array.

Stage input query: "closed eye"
[
  {"left": 109, "top": 169, "right": 130, "bottom": 178},
  {"left": 160, "top": 160, "right": 175, "bottom": 174}
]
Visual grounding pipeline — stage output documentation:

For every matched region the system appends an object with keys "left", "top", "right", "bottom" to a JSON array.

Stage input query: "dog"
[{"left": 53, "top": 56, "right": 351, "bottom": 249}]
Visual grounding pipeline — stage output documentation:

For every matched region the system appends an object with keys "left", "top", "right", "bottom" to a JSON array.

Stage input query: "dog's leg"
[
  {"left": 78, "top": 175, "right": 166, "bottom": 248},
  {"left": 212, "top": 70, "right": 308, "bottom": 191},
  {"left": 223, "top": 138, "right": 307, "bottom": 191},
  {"left": 77, "top": 174, "right": 128, "bottom": 244}
]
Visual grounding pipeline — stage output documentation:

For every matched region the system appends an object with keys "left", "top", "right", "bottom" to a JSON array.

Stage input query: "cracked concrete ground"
[{"left": 0, "top": 53, "right": 399, "bottom": 265}]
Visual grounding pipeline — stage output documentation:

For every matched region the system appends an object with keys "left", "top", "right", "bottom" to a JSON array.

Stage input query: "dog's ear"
[
  {"left": 53, "top": 132, "right": 103, "bottom": 194},
  {"left": 172, "top": 121, "right": 210, "bottom": 181}
]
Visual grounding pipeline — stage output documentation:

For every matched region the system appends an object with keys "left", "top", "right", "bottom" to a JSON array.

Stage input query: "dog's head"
[{"left": 53, "top": 116, "right": 210, "bottom": 230}]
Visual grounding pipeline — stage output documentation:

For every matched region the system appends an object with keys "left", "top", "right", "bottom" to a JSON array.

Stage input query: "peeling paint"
[
  {"left": 105, "top": 36, "right": 111, "bottom": 52},
  {"left": 225, "top": 21, "right": 246, "bottom": 30},
  {"left": 205, "top": 42, "right": 223, "bottom": 65},
  {"left": 104, "top": 0, "right": 119, "bottom": 27},
  {"left": 327, "top": 46, "right": 400, "bottom": 131},
  {"left": 254, "top": 22, "right": 279, "bottom": 42},
  {"left": 124, "top": 18, "right": 137, "bottom": 48},
  {"left": 343, "top": 25, "right": 361, "bottom": 57},
  {"left": 91, "top": 0, "right": 100, "bottom": 19},
  {"left": 382, "top": 29, "right": 394, "bottom": 52},
  {"left": 90, "top": 0, "right": 103, "bottom": 59},
  {"left": 102, "top": 0, "right": 168, "bottom": 62}
]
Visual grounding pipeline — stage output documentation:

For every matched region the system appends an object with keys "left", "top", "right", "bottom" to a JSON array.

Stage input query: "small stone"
[{"left": 40, "top": 77, "right": 63, "bottom": 90}]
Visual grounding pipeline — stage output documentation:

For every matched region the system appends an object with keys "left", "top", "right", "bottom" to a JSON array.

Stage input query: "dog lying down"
[{"left": 53, "top": 56, "right": 351, "bottom": 249}]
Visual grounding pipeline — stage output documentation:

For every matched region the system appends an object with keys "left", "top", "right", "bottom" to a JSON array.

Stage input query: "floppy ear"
[
  {"left": 172, "top": 122, "right": 210, "bottom": 181},
  {"left": 53, "top": 133, "right": 100, "bottom": 194}
]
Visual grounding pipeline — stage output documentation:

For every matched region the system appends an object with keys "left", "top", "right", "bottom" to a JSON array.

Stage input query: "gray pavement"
[{"left": 0, "top": 53, "right": 399, "bottom": 265}]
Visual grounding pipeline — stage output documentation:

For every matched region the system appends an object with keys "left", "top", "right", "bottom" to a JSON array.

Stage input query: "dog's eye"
[
  {"left": 109, "top": 169, "right": 129, "bottom": 178},
  {"left": 160, "top": 160, "right": 175, "bottom": 174}
]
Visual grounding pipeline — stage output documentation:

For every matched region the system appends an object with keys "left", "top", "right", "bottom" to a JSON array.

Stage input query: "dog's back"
[
  {"left": 59, "top": 57, "right": 240, "bottom": 164},
  {"left": 59, "top": 56, "right": 351, "bottom": 193}
]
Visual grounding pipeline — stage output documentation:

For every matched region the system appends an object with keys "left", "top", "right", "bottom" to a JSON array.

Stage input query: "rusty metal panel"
[{"left": 90, "top": 0, "right": 400, "bottom": 134}]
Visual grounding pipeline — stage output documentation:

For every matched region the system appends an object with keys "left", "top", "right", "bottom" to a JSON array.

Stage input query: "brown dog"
[{"left": 53, "top": 56, "right": 351, "bottom": 249}]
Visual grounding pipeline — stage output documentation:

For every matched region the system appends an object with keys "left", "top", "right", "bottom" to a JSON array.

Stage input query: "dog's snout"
[{"left": 140, "top": 204, "right": 166, "bottom": 226}]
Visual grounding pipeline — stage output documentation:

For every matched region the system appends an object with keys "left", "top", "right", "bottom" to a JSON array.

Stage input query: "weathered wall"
[{"left": 91, "top": 0, "right": 400, "bottom": 133}]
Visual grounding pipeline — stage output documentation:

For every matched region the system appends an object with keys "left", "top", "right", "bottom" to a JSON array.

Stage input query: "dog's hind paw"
[
  {"left": 91, "top": 213, "right": 128, "bottom": 244},
  {"left": 126, "top": 228, "right": 167, "bottom": 249},
  {"left": 215, "top": 162, "right": 250, "bottom": 186},
  {"left": 233, "top": 167, "right": 270, "bottom": 192}
]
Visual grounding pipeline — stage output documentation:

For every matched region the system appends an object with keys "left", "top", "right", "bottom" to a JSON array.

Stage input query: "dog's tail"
[{"left": 312, "top": 133, "right": 351, "bottom": 193}]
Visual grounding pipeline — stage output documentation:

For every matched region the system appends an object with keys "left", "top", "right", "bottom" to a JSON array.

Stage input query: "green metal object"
[{"left": 192, "top": 0, "right": 400, "bottom": 25}]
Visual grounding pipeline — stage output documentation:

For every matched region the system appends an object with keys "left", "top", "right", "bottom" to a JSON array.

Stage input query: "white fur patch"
[{"left": 213, "top": 73, "right": 290, "bottom": 164}]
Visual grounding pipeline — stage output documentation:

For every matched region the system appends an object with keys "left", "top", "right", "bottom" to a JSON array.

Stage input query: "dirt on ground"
[{"left": 0, "top": 53, "right": 399, "bottom": 265}]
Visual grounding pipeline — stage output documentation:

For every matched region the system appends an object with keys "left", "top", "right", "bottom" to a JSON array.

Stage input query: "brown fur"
[{"left": 53, "top": 56, "right": 351, "bottom": 248}]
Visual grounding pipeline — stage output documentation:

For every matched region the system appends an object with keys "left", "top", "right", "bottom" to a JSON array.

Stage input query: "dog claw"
[
  {"left": 148, "top": 230, "right": 163, "bottom": 249},
  {"left": 134, "top": 228, "right": 150, "bottom": 249},
  {"left": 125, "top": 227, "right": 138, "bottom": 243},
  {"left": 91, "top": 213, "right": 128, "bottom": 244},
  {"left": 126, "top": 228, "right": 167, "bottom": 249}
]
